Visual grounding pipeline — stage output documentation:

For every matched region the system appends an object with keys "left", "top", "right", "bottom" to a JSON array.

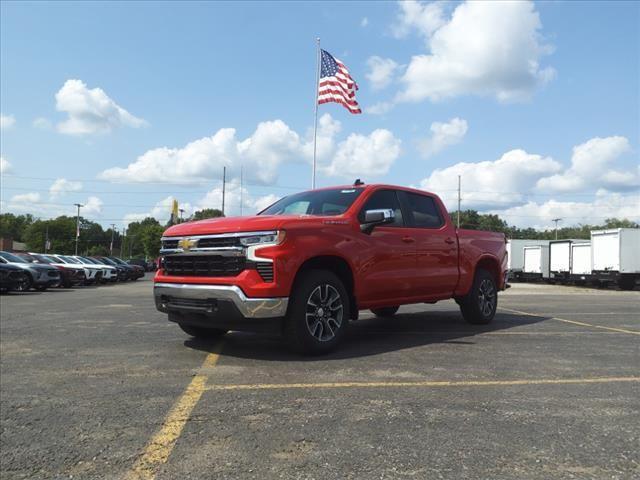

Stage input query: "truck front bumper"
[{"left": 154, "top": 282, "right": 288, "bottom": 319}]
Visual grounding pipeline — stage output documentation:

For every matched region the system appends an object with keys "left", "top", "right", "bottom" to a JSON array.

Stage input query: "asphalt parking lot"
[{"left": 1, "top": 276, "right": 638, "bottom": 480}]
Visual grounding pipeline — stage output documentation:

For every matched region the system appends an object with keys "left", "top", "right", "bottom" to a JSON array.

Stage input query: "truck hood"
[{"left": 163, "top": 215, "right": 314, "bottom": 237}]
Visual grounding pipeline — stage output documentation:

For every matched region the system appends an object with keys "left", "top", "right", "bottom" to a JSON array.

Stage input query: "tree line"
[
  {"left": 0, "top": 208, "right": 223, "bottom": 259},
  {"left": 1, "top": 208, "right": 636, "bottom": 258}
]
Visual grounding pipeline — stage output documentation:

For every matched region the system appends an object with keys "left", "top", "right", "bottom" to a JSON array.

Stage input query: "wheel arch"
[
  {"left": 291, "top": 255, "right": 358, "bottom": 320},
  {"left": 474, "top": 255, "right": 503, "bottom": 288}
]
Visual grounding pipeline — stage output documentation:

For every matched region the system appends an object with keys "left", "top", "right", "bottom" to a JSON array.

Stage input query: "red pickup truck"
[{"left": 154, "top": 183, "right": 507, "bottom": 354}]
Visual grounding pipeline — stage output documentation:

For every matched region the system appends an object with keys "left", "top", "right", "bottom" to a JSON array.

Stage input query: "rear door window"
[{"left": 401, "top": 192, "right": 444, "bottom": 228}]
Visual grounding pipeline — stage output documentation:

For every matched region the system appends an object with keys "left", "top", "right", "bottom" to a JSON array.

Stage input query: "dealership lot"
[{"left": 1, "top": 278, "right": 638, "bottom": 479}]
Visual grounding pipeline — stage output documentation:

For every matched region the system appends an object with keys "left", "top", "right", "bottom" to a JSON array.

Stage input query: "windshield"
[
  {"left": 61, "top": 256, "right": 82, "bottom": 264},
  {"left": 32, "top": 254, "right": 54, "bottom": 264},
  {"left": 0, "top": 251, "right": 28, "bottom": 263},
  {"left": 44, "top": 255, "right": 63, "bottom": 263},
  {"left": 100, "top": 257, "right": 117, "bottom": 266},
  {"left": 81, "top": 257, "right": 99, "bottom": 265},
  {"left": 110, "top": 257, "right": 127, "bottom": 265},
  {"left": 259, "top": 188, "right": 364, "bottom": 216}
]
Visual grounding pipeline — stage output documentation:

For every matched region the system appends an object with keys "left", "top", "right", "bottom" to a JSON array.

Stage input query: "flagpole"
[{"left": 312, "top": 37, "right": 321, "bottom": 189}]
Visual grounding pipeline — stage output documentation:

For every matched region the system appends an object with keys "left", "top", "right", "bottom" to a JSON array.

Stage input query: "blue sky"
[{"left": 1, "top": 0, "right": 638, "bottom": 229}]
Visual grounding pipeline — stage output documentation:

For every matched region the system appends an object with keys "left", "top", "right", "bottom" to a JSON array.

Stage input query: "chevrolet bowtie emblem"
[{"left": 178, "top": 238, "right": 197, "bottom": 251}]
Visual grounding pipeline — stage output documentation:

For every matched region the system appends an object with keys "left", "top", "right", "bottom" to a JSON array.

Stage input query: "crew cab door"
[
  {"left": 357, "top": 189, "right": 419, "bottom": 304},
  {"left": 398, "top": 191, "right": 459, "bottom": 297}
]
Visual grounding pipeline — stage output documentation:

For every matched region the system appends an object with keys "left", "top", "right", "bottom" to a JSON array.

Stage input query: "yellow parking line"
[
  {"left": 204, "top": 376, "right": 639, "bottom": 392},
  {"left": 124, "top": 343, "right": 223, "bottom": 480},
  {"left": 500, "top": 307, "right": 640, "bottom": 336}
]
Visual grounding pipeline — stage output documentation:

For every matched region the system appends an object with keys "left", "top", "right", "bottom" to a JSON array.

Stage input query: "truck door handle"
[
  {"left": 445, "top": 237, "right": 455, "bottom": 245},
  {"left": 401, "top": 236, "right": 415, "bottom": 243}
]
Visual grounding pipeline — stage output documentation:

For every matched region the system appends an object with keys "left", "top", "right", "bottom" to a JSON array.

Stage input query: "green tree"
[
  {"left": 190, "top": 208, "right": 224, "bottom": 221},
  {"left": 0, "top": 213, "right": 34, "bottom": 241}
]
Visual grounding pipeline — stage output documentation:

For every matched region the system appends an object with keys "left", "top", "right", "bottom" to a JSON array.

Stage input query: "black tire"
[
  {"left": 14, "top": 273, "right": 32, "bottom": 292},
  {"left": 459, "top": 269, "right": 497, "bottom": 325},
  {"left": 284, "top": 269, "right": 350, "bottom": 355},
  {"left": 370, "top": 306, "right": 399, "bottom": 317},
  {"left": 618, "top": 275, "right": 636, "bottom": 291},
  {"left": 178, "top": 323, "right": 228, "bottom": 339}
]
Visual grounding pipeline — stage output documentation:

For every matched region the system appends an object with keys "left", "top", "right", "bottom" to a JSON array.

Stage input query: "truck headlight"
[{"left": 239, "top": 231, "right": 285, "bottom": 247}]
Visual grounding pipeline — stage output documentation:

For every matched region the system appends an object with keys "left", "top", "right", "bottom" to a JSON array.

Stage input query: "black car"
[
  {"left": 0, "top": 263, "right": 30, "bottom": 292},
  {"left": 92, "top": 256, "right": 128, "bottom": 281},
  {"left": 110, "top": 256, "right": 145, "bottom": 280}
]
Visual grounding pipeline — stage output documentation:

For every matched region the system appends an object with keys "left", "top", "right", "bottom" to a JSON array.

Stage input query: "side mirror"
[{"left": 361, "top": 208, "right": 395, "bottom": 234}]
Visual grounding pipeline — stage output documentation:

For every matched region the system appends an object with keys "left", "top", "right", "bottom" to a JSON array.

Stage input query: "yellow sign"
[{"left": 178, "top": 238, "right": 196, "bottom": 251}]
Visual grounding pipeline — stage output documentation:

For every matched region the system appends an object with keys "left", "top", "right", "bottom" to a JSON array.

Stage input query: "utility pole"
[
  {"left": 44, "top": 224, "right": 50, "bottom": 254},
  {"left": 73, "top": 203, "right": 83, "bottom": 255},
  {"left": 552, "top": 218, "right": 562, "bottom": 240},
  {"left": 122, "top": 227, "right": 126, "bottom": 257},
  {"left": 221, "top": 166, "right": 226, "bottom": 216},
  {"left": 457, "top": 175, "right": 461, "bottom": 229},
  {"left": 179, "top": 208, "right": 185, "bottom": 222},
  {"left": 109, "top": 224, "right": 116, "bottom": 255}
]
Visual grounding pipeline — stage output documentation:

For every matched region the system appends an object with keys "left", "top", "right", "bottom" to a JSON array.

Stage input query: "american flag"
[{"left": 318, "top": 49, "right": 362, "bottom": 114}]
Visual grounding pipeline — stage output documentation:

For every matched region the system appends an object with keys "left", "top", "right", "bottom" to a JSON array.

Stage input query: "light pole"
[
  {"left": 179, "top": 208, "right": 185, "bottom": 222},
  {"left": 74, "top": 203, "right": 83, "bottom": 255},
  {"left": 109, "top": 224, "right": 116, "bottom": 255},
  {"left": 552, "top": 218, "right": 562, "bottom": 240}
]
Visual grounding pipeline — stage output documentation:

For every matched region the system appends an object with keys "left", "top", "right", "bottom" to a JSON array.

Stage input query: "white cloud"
[
  {"left": 10, "top": 192, "right": 41, "bottom": 204},
  {"left": 0, "top": 156, "right": 12, "bottom": 174},
  {"left": 49, "top": 178, "right": 83, "bottom": 199},
  {"left": 360, "top": 17, "right": 369, "bottom": 27},
  {"left": 391, "top": 0, "right": 446, "bottom": 41},
  {"left": 420, "top": 149, "right": 562, "bottom": 210},
  {"left": 33, "top": 117, "right": 53, "bottom": 129},
  {"left": 252, "top": 194, "right": 280, "bottom": 213},
  {"left": 324, "top": 129, "right": 402, "bottom": 178},
  {"left": 366, "top": 56, "right": 400, "bottom": 90},
  {"left": 82, "top": 196, "right": 103, "bottom": 216},
  {"left": 365, "top": 101, "right": 394, "bottom": 115},
  {"left": 55, "top": 79, "right": 147, "bottom": 135},
  {"left": 490, "top": 190, "right": 640, "bottom": 229},
  {"left": 1, "top": 114, "right": 16, "bottom": 130},
  {"left": 123, "top": 195, "right": 191, "bottom": 226},
  {"left": 536, "top": 136, "right": 636, "bottom": 192},
  {"left": 418, "top": 117, "right": 468, "bottom": 158},
  {"left": 392, "top": 1, "right": 554, "bottom": 103},
  {"left": 101, "top": 114, "right": 397, "bottom": 184}
]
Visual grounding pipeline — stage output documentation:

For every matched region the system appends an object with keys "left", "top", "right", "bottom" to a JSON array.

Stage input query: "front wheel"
[
  {"left": 178, "top": 323, "right": 228, "bottom": 339},
  {"left": 370, "top": 306, "right": 399, "bottom": 317},
  {"left": 284, "top": 269, "right": 350, "bottom": 355},
  {"left": 618, "top": 275, "right": 637, "bottom": 291},
  {"left": 14, "top": 274, "right": 32, "bottom": 292},
  {"left": 459, "top": 269, "right": 498, "bottom": 325}
]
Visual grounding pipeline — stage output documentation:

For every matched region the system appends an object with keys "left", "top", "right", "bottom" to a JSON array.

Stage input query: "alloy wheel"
[
  {"left": 477, "top": 278, "right": 496, "bottom": 317},
  {"left": 305, "top": 284, "right": 344, "bottom": 342}
]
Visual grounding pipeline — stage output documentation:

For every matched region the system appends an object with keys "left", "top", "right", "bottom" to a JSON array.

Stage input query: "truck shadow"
[{"left": 185, "top": 309, "right": 550, "bottom": 361}]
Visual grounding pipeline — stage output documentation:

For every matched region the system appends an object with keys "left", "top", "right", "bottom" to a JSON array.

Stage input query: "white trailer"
[
  {"left": 523, "top": 245, "right": 550, "bottom": 280},
  {"left": 507, "top": 239, "right": 550, "bottom": 280},
  {"left": 591, "top": 228, "right": 640, "bottom": 290},
  {"left": 570, "top": 242, "right": 592, "bottom": 283},
  {"left": 549, "top": 239, "right": 586, "bottom": 282}
]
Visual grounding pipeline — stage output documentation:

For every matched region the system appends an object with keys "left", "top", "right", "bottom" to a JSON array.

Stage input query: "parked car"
[
  {"left": 20, "top": 253, "right": 85, "bottom": 288},
  {"left": 0, "top": 251, "right": 62, "bottom": 291},
  {"left": 32, "top": 254, "right": 87, "bottom": 287},
  {"left": 52, "top": 255, "right": 102, "bottom": 285},
  {"left": 0, "top": 263, "right": 30, "bottom": 292},
  {"left": 110, "top": 256, "right": 145, "bottom": 279},
  {"left": 72, "top": 256, "right": 116, "bottom": 283},
  {"left": 127, "top": 258, "right": 153, "bottom": 272},
  {"left": 92, "top": 256, "right": 129, "bottom": 281},
  {"left": 154, "top": 182, "right": 508, "bottom": 354}
]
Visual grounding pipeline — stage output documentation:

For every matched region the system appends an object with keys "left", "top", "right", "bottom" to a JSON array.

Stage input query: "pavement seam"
[
  {"left": 123, "top": 342, "right": 223, "bottom": 480},
  {"left": 499, "top": 307, "right": 640, "bottom": 336}
]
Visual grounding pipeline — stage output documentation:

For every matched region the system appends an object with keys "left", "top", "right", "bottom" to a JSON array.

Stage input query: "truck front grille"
[
  {"left": 164, "top": 255, "right": 245, "bottom": 277},
  {"left": 197, "top": 237, "right": 241, "bottom": 249}
]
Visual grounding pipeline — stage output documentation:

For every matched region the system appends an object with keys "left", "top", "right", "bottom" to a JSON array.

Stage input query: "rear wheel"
[
  {"left": 370, "top": 306, "right": 399, "bottom": 317},
  {"left": 284, "top": 269, "right": 350, "bottom": 355},
  {"left": 178, "top": 323, "right": 228, "bottom": 339},
  {"left": 459, "top": 269, "right": 497, "bottom": 325}
]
